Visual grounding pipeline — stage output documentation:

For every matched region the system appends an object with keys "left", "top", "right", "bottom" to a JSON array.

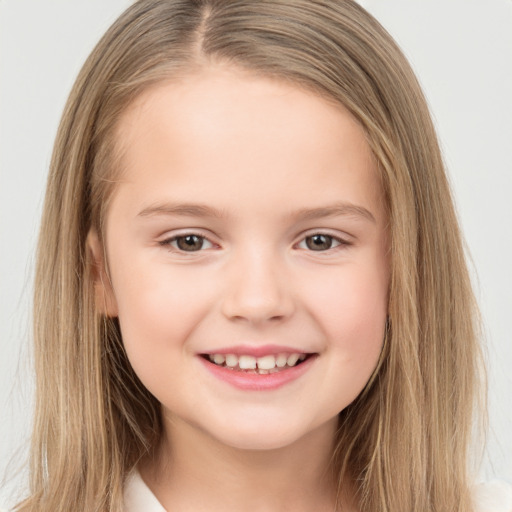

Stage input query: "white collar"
[
  {"left": 124, "top": 469, "right": 167, "bottom": 512},
  {"left": 122, "top": 469, "right": 512, "bottom": 512}
]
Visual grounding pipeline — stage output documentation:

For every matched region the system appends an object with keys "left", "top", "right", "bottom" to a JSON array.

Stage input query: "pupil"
[
  {"left": 178, "top": 235, "right": 203, "bottom": 251},
  {"left": 306, "top": 234, "right": 332, "bottom": 251}
]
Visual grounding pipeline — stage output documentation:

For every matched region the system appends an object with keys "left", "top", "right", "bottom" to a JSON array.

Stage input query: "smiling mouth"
[{"left": 200, "top": 353, "right": 313, "bottom": 375}]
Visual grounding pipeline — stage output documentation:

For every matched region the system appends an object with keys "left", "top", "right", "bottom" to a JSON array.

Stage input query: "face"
[{"left": 91, "top": 66, "right": 390, "bottom": 451}]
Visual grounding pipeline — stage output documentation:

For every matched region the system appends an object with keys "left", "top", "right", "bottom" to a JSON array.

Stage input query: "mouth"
[
  {"left": 198, "top": 349, "right": 318, "bottom": 391},
  {"left": 200, "top": 352, "right": 314, "bottom": 375}
]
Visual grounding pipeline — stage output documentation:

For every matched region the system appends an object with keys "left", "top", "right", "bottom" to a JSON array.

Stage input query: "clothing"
[
  {"left": 123, "top": 470, "right": 512, "bottom": 512},
  {"left": 124, "top": 470, "right": 166, "bottom": 512},
  {"left": 1, "top": 472, "right": 509, "bottom": 511},
  {"left": 473, "top": 480, "right": 512, "bottom": 512}
]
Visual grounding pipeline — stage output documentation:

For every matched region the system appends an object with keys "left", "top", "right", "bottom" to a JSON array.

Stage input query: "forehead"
[
  {"left": 118, "top": 66, "right": 372, "bottom": 158},
  {"left": 109, "top": 65, "right": 383, "bottom": 223}
]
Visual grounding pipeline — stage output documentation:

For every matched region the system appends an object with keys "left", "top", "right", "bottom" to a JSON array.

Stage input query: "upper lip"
[{"left": 199, "top": 344, "right": 313, "bottom": 358}]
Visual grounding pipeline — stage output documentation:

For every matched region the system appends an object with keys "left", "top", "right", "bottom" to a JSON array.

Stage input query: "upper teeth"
[{"left": 208, "top": 353, "right": 307, "bottom": 370}]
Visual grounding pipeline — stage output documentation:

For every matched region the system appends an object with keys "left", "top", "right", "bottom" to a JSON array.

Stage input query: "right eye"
[{"left": 159, "top": 234, "right": 214, "bottom": 252}]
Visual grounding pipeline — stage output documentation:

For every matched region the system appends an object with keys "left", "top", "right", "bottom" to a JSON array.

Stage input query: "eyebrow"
[
  {"left": 287, "top": 203, "right": 376, "bottom": 224},
  {"left": 138, "top": 202, "right": 228, "bottom": 219},
  {"left": 137, "top": 201, "right": 376, "bottom": 224}
]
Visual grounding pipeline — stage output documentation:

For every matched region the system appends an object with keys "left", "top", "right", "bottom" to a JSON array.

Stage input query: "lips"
[{"left": 198, "top": 346, "right": 317, "bottom": 390}]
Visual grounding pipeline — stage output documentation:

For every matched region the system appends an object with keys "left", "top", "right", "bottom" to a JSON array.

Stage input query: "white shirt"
[
  {"left": 123, "top": 470, "right": 512, "bottom": 512},
  {"left": 124, "top": 470, "right": 167, "bottom": 512},
  {"left": 1, "top": 471, "right": 510, "bottom": 511}
]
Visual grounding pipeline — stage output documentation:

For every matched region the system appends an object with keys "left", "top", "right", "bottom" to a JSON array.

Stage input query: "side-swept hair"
[{"left": 18, "top": 1, "right": 484, "bottom": 511}]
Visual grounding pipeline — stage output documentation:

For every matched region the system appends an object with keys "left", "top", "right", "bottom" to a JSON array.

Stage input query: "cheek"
[
  {"left": 108, "top": 256, "right": 213, "bottom": 372},
  {"left": 306, "top": 259, "right": 388, "bottom": 368}
]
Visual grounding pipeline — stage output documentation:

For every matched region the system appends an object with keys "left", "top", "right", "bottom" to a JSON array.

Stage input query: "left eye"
[
  {"left": 161, "top": 234, "right": 214, "bottom": 252},
  {"left": 298, "top": 234, "right": 345, "bottom": 251}
]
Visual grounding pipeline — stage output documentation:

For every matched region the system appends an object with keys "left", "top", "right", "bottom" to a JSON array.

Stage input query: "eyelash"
[{"left": 158, "top": 232, "right": 351, "bottom": 254}]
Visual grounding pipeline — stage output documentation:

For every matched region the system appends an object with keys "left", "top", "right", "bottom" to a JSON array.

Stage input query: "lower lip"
[{"left": 199, "top": 355, "right": 317, "bottom": 391}]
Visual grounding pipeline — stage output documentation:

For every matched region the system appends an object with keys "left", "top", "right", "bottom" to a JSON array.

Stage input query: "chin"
[
  {"left": 204, "top": 415, "right": 325, "bottom": 452},
  {"left": 215, "top": 431, "right": 303, "bottom": 451}
]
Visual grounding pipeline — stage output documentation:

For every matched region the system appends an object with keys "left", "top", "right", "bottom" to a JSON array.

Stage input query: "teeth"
[
  {"left": 287, "top": 354, "right": 300, "bottom": 366},
  {"left": 276, "top": 354, "right": 288, "bottom": 368},
  {"left": 213, "top": 354, "right": 225, "bottom": 365},
  {"left": 225, "top": 354, "right": 238, "bottom": 368},
  {"left": 238, "top": 355, "right": 257, "bottom": 369},
  {"left": 207, "top": 352, "right": 308, "bottom": 371},
  {"left": 256, "top": 355, "right": 276, "bottom": 370}
]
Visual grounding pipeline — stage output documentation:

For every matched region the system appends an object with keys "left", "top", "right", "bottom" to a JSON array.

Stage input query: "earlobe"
[{"left": 86, "top": 229, "right": 119, "bottom": 317}]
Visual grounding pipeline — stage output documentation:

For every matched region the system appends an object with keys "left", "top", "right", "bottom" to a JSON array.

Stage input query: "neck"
[{"left": 139, "top": 415, "right": 354, "bottom": 512}]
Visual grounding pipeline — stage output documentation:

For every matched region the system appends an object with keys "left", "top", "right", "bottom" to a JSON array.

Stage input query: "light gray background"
[{"left": 1, "top": 0, "right": 511, "bottom": 506}]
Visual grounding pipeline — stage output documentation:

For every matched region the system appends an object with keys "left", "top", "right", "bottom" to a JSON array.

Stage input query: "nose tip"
[
  {"left": 223, "top": 295, "right": 289, "bottom": 325},
  {"left": 220, "top": 257, "right": 295, "bottom": 325}
]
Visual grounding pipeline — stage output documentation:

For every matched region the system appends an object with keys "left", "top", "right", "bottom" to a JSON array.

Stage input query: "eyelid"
[
  {"left": 158, "top": 230, "right": 217, "bottom": 252},
  {"left": 295, "top": 230, "right": 353, "bottom": 252}
]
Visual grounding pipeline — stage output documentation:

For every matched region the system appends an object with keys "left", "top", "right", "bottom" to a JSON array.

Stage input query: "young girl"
[{"left": 10, "top": 1, "right": 511, "bottom": 511}]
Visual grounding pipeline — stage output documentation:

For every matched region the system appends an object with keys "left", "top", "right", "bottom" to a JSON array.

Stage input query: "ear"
[{"left": 86, "top": 229, "right": 119, "bottom": 317}]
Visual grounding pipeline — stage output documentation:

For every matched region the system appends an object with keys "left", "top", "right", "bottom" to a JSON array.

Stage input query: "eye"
[
  {"left": 160, "top": 234, "right": 214, "bottom": 252},
  {"left": 297, "top": 233, "right": 348, "bottom": 252}
]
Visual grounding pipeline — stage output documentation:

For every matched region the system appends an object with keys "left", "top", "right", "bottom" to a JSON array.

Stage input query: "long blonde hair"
[{"left": 18, "top": 1, "right": 484, "bottom": 511}]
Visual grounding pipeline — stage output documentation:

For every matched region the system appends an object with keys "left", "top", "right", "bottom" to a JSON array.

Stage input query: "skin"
[{"left": 89, "top": 65, "right": 390, "bottom": 512}]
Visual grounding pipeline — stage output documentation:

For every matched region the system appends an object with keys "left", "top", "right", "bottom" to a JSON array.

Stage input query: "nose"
[{"left": 221, "top": 247, "right": 295, "bottom": 325}]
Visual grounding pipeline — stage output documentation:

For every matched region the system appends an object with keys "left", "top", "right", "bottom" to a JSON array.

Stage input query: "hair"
[{"left": 17, "top": 1, "right": 485, "bottom": 511}]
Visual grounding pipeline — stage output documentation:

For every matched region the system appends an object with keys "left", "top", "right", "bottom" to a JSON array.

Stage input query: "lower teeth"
[{"left": 235, "top": 368, "right": 281, "bottom": 374}]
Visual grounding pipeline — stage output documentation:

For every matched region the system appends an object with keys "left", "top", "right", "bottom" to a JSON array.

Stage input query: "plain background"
[{"left": 1, "top": 0, "right": 511, "bottom": 506}]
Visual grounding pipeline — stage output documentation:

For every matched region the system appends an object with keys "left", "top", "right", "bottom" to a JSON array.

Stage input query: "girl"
[{"left": 9, "top": 0, "right": 511, "bottom": 511}]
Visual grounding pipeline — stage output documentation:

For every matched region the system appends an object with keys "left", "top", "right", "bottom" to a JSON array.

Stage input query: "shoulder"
[{"left": 472, "top": 480, "right": 512, "bottom": 512}]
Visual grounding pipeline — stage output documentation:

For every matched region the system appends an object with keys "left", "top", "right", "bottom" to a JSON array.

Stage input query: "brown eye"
[
  {"left": 305, "top": 234, "right": 335, "bottom": 251},
  {"left": 164, "top": 234, "right": 213, "bottom": 252},
  {"left": 175, "top": 235, "right": 204, "bottom": 251},
  {"left": 299, "top": 233, "right": 350, "bottom": 252}
]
